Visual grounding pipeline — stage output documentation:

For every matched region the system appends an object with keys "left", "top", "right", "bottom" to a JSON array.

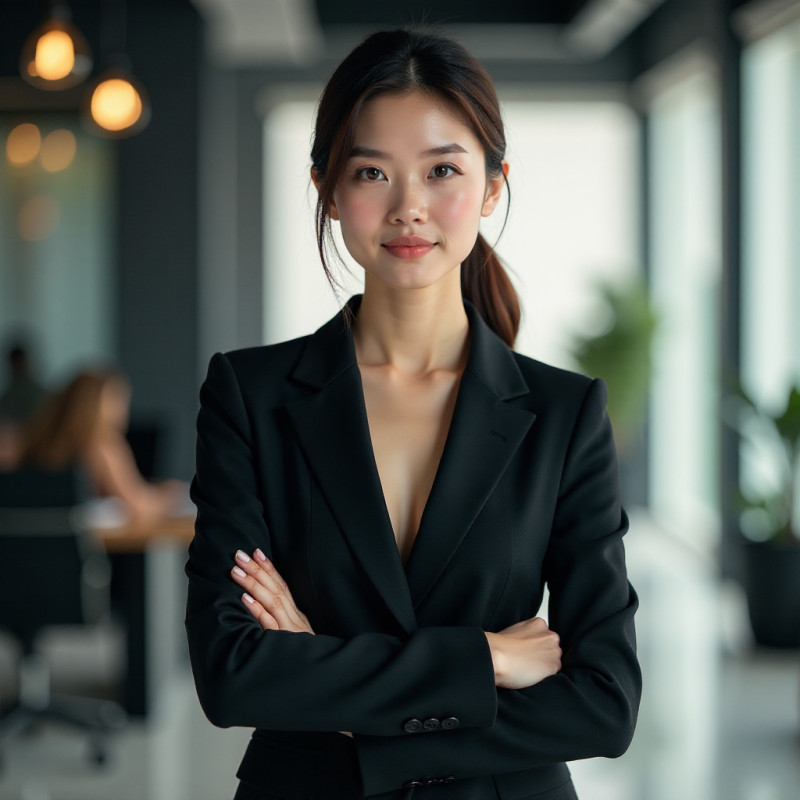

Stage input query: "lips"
[
  {"left": 381, "top": 235, "right": 436, "bottom": 259},
  {"left": 383, "top": 236, "right": 433, "bottom": 247}
]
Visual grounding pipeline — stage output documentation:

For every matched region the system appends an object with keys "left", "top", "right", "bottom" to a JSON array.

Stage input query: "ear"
[
  {"left": 310, "top": 167, "right": 340, "bottom": 221},
  {"left": 481, "top": 160, "right": 509, "bottom": 217}
]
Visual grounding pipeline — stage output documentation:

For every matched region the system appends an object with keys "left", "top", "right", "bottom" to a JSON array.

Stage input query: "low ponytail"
[{"left": 461, "top": 234, "right": 520, "bottom": 349}]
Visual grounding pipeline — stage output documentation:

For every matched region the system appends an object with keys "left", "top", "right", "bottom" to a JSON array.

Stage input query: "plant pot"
[{"left": 742, "top": 539, "right": 800, "bottom": 648}]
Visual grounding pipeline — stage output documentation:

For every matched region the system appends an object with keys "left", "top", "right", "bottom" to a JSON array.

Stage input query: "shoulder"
[
  {"left": 505, "top": 354, "right": 616, "bottom": 477},
  {"left": 198, "top": 333, "right": 321, "bottom": 416},
  {"left": 203, "top": 333, "right": 311, "bottom": 387},
  {"left": 510, "top": 350, "right": 602, "bottom": 410},
  {"left": 222, "top": 334, "right": 310, "bottom": 376},
  {"left": 505, "top": 350, "right": 612, "bottom": 449}
]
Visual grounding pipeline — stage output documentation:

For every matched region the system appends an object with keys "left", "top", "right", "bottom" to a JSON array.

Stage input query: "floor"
[{"left": 1, "top": 514, "right": 799, "bottom": 800}]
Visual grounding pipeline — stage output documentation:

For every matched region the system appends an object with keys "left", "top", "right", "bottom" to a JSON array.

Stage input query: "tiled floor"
[{"left": 1, "top": 515, "right": 799, "bottom": 800}]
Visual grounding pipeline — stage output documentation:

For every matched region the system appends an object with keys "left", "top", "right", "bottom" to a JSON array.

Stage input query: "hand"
[
  {"left": 231, "top": 549, "right": 315, "bottom": 634},
  {"left": 484, "top": 617, "right": 562, "bottom": 690}
]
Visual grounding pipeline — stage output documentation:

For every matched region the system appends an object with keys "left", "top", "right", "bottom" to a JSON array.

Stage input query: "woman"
[
  {"left": 185, "top": 28, "right": 641, "bottom": 800},
  {"left": 15, "top": 368, "right": 183, "bottom": 524}
]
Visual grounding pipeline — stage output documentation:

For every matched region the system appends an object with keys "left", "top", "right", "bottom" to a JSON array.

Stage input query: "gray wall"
[{"left": 117, "top": 2, "right": 202, "bottom": 479}]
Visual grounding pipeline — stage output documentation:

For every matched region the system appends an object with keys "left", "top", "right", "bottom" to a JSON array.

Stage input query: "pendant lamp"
[
  {"left": 82, "top": 57, "right": 151, "bottom": 138},
  {"left": 81, "top": 0, "right": 150, "bottom": 139},
  {"left": 19, "top": 1, "right": 93, "bottom": 90}
]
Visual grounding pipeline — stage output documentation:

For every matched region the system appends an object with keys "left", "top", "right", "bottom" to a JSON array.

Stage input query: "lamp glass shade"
[
  {"left": 82, "top": 69, "right": 151, "bottom": 139},
  {"left": 20, "top": 19, "right": 92, "bottom": 90}
]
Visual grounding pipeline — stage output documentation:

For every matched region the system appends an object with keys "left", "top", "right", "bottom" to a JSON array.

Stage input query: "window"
[
  {"left": 645, "top": 59, "right": 722, "bottom": 550},
  {"left": 0, "top": 116, "right": 114, "bottom": 381},
  {"left": 489, "top": 94, "right": 639, "bottom": 369},
  {"left": 740, "top": 18, "right": 800, "bottom": 523}
]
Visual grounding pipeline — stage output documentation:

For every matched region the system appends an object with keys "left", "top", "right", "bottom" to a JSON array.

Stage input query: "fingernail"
[
  {"left": 235, "top": 550, "right": 250, "bottom": 563},
  {"left": 232, "top": 566, "right": 247, "bottom": 578},
  {"left": 254, "top": 548, "right": 266, "bottom": 562},
  {"left": 243, "top": 593, "right": 255, "bottom": 605}
]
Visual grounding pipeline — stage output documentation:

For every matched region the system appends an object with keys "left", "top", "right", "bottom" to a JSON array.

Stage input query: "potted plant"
[
  {"left": 569, "top": 277, "right": 658, "bottom": 454},
  {"left": 724, "top": 378, "right": 800, "bottom": 648}
]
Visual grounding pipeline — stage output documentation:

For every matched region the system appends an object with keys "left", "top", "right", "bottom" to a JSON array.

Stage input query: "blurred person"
[
  {"left": 14, "top": 367, "right": 185, "bottom": 524},
  {"left": 0, "top": 341, "right": 49, "bottom": 468},
  {"left": 0, "top": 341, "right": 47, "bottom": 424}
]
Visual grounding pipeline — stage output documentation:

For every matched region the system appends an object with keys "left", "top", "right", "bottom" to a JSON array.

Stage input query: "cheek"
[
  {"left": 336, "top": 192, "right": 384, "bottom": 235},
  {"left": 435, "top": 185, "right": 485, "bottom": 230}
]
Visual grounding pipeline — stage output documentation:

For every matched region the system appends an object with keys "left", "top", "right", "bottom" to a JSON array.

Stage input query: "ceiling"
[
  {"left": 313, "top": 0, "right": 595, "bottom": 27},
  {"left": 0, "top": 0, "right": 669, "bottom": 79},
  {"left": 190, "top": 0, "right": 669, "bottom": 66}
]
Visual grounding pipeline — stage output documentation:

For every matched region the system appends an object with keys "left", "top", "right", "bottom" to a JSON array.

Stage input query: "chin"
[
  {"left": 376, "top": 276, "right": 448, "bottom": 293},
  {"left": 366, "top": 263, "right": 460, "bottom": 292}
]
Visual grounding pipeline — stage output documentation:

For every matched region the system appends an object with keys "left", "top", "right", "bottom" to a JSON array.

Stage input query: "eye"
[
  {"left": 356, "top": 166, "right": 386, "bottom": 182},
  {"left": 429, "top": 163, "right": 459, "bottom": 179}
]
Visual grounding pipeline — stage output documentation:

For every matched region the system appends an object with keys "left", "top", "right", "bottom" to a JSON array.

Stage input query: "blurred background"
[{"left": 0, "top": 0, "right": 799, "bottom": 798}]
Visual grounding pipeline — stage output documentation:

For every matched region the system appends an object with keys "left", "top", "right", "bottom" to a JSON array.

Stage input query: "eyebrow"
[{"left": 348, "top": 143, "right": 469, "bottom": 159}]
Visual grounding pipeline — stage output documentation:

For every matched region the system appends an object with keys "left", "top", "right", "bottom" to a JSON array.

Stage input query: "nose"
[{"left": 388, "top": 177, "right": 428, "bottom": 225}]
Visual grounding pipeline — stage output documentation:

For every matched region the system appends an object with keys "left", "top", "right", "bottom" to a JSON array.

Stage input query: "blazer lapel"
[
  {"left": 403, "top": 301, "right": 536, "bottom": 609},
  {"left": 283, "top": 297, "right": 418, "bottom": 634},
  {"left": 283, "top": 294, "right": 536, "bottom": 633}
]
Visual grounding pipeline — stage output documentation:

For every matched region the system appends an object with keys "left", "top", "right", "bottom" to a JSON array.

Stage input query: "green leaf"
[
  {"left": 774, "top": 386, "right": 800, "bottom": 446},
  {"left": 569, "top": 278, "right": 658, "bottom": 445}
]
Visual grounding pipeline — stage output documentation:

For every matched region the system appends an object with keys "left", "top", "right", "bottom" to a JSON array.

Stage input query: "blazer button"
[
  {"left": 402, "top": 779, "right": 424, "bottom": 788},
  {"left": 422, "top": 717, "right": 440, "bottom": 731},
  {"left": 441, "top": 716, "right": 460, "bottom": 730},
  {"left": 403, "top": 718, "right": 422, "bottom": 733}
]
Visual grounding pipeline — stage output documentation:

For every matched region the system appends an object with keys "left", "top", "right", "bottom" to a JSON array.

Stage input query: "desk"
[
  {"left": 92, "top": 515, "right": 195, "bottom": 718},
  {"left": 93, "top": 514, "right": 195, "bottom": 553}
]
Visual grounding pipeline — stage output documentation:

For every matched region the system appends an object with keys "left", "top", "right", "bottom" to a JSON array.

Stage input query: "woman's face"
[{"left": 329, "top": 90, "right": 506, "bottom": 292}]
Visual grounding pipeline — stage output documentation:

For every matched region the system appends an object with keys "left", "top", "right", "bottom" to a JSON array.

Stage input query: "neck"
[{"left": 352, "top": 275, "right": 470, "bottom": 376}]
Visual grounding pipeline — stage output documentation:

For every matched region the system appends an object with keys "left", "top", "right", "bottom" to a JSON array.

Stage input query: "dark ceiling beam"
[
  {"left": 189, "top": 0, "right": 667, "bottom": 67},
  {"left": 566, "top": 0, "right": 670, "bottom": 56}
]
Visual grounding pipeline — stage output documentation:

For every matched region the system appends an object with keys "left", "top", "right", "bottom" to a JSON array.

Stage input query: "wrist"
[{"left": 483, "top": 631, "right": 505, "bottom": 684}]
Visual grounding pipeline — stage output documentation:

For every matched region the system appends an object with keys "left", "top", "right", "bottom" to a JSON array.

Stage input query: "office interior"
[{"left": 0, "top": 0, "right": 799, "bottom": 798}]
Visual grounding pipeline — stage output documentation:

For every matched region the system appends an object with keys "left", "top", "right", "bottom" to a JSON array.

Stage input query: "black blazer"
[{"left": 185, "top": 293, "right": 641, "bottom": 800}]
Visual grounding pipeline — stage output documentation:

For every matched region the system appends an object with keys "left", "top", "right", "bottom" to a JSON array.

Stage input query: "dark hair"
[
  {"left": 18, "top": 367, "right": 128, "bottom": 470},
  {"left": 311, "top": 28, "right": 520, "bottom": 347}
]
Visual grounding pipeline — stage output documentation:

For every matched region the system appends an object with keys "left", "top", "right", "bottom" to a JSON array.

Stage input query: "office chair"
[{"left": 0, "top": 467, "right": 127, "bottom": 769}]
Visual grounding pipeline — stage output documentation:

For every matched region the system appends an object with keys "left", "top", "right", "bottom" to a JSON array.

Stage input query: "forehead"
[{"left": 352, "top": 90, "right": 479, "bottom": 150}]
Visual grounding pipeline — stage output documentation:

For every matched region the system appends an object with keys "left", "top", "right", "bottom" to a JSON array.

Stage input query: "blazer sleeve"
[
  {"left": 351, "top": 377, "right": 642, "bottom": 796},
  {"left": 184, "top": 351, "right": 499, "bottom": 736}
]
